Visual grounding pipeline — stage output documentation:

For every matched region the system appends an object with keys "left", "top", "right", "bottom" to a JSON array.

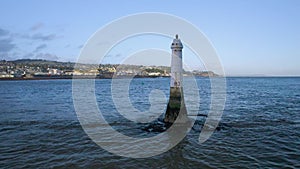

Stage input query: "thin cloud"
[
  {"left": 0, "top": 28, "right": 9, "bottom": 37},
  {"left": 0, "top": 27, "right": 60, "bottom": 61},
  {"left": 31, "top": 33, "right": 56, "bottom": 41},
  {"left": 22, "top": 53, "right": 34, "bottom": 59},
  {"left": 0, "top": 52, "right": 15, "bottom": 61},
  {"left": 30, "top": 22, "right": 44, "bottom": 31},
  {"left": 34, "top": 44, "right": 47, "bottom": 52},
  {"left": 11, "top": 32, "right": 59, "bottom": 41},
  {"left": 104, "top": 53, "right": 122, "bottom": 58},
  {"left": 35, "top": 53, "right": 59, "bottom": 61},
  {"left": 0, "top": 38, "right": 16, "bottom": 52}
]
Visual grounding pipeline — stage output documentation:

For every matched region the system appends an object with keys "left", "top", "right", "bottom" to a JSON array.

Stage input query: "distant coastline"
[
  {"left": 0, "top": 59, "right": 219, "bottom": 80},
  {"left": 0, "top": 75, "right": 219, "bottom": 81}
]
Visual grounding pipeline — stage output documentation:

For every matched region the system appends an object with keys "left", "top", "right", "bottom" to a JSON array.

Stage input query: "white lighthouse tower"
[
  {"left": 170, "top": 34, "right": 183, "bottom": 88},
  {"left": 164, "top": 34, "right": 188, "bottom": 123}
]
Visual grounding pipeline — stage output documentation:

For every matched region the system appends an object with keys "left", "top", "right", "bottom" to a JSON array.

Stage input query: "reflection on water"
[{"left": 0, "top": 77, "right": 300, "bottom": 168}]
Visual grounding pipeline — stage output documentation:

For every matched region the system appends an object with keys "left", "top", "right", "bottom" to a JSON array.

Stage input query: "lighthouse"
[{"left": 164, "top": 34, "right": 188, "bottom": 123}]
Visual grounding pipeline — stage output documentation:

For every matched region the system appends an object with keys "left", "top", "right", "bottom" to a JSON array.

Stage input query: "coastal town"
[{"left": 0, "top": 59, "right": 218, "bottom": 79}]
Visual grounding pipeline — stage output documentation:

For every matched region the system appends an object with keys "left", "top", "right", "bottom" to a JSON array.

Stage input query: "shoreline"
[
  {"left": 0, "top": 75, "right": 170, "bottom": 81},
  {"left": 0, "top": 76, "right": 299, "bottom": 81}
]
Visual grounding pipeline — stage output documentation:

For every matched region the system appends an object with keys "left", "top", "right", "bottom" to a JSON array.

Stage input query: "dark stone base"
[
  {"left": 164, "top": 87, "right": 188, "bottom": 123},
  {"left": 141, "top": 117, "right": 192, "bottom": 133}
]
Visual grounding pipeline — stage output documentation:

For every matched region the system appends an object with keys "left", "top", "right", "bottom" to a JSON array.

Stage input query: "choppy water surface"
[{"left": 0, "top": 77, "right": 299, "bottom": 168}]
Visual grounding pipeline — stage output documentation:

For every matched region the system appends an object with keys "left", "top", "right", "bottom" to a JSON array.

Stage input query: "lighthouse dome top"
[{"left": 171, "top": 34, "right": 183, "bottom": 49}]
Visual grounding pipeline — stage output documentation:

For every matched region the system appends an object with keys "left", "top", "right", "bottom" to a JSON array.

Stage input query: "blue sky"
[{"left": 0, "top": 0, "right": 299, "bottom": 76}]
